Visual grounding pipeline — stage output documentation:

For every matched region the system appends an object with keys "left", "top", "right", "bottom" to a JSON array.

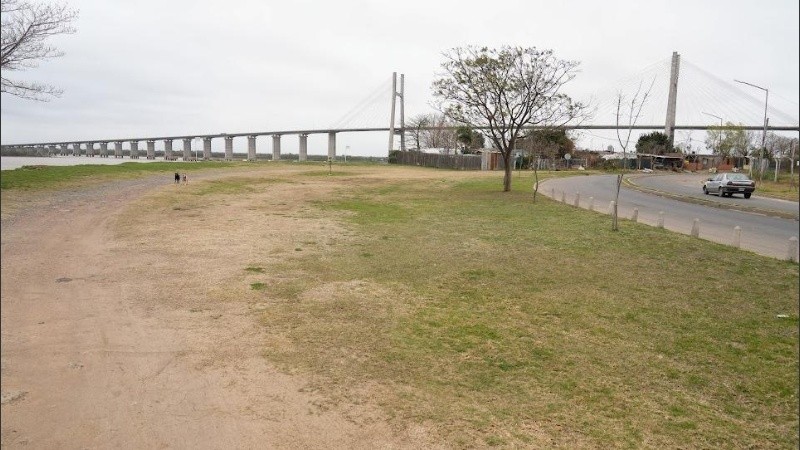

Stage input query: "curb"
[{"left": 624, "top": 174, "right": 799, "bottom": 221}]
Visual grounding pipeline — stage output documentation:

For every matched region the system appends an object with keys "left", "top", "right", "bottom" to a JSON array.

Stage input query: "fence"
[
  {"left": 528, "top": 158, "right": 589, "bottom": 171},
  {"left": 391, "top": 151, "right": 596, "bottom": 171},
  {"left": 391, "top": 151, "right": 482, "bottom": 170}
]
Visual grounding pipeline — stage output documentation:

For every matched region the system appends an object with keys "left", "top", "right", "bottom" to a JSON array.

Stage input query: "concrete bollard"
[
  {"left": 657, "top": 211, "right": 665, "bottom": 228},
  {"left": 561, "top": 192, "right": 566, "bottom": 203},
  {"left": 733, "top": 226, "right": 741, "bottom": 248},
  {"left": 789, "top": 237, "right": 798, "bottom": 263},
  {"left": 574, "top": 192, "right": 580, "bottom": 207},
  {"left": 588, "top": 197, "right": 594, "bottom": 211},
  {"left": 691, "top": 218, "right": 700, "bottom": 238},
  {"left": 608, "top": 200, "right": 615, "bottom": 215},
  {"left": 631, "top": 208, "right": 638, "bottom": 223}
]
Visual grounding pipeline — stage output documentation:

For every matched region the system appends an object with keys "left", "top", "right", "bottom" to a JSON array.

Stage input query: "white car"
[{"left": 703, "top": 173, "right": 755, "bottom": 199}]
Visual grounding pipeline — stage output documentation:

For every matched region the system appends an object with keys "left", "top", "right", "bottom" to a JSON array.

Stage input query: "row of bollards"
[{"left": 552, "top": 189, "right": 799, "bottom": 263}]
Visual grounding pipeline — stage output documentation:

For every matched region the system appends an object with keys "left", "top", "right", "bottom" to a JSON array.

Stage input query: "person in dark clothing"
[{"left": 174, "top": 172, "right": 180, "bottom": 184}]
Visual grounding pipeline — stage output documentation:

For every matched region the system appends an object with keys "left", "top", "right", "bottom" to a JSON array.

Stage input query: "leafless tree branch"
[{"left": 1, "top": 0, "right": 77, "bottom": 101}]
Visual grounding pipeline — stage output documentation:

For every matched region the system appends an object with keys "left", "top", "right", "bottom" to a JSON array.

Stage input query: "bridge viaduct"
[
  {"left": 1, "top": 129, "right": 351, "bottom": 161},
  {"left": 3, "top": 124, "right": 798, "bottom": 161}
]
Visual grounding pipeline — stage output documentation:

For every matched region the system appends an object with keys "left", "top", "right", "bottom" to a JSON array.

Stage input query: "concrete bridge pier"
[
  {"left": 328, "top": 132, "right": 336, "bottom": 159},
  {"left": 272, "top": 135, "right": 281, "bottom": 161},
  {"left": 146, "top": 140, "right": 155, "bottom": 160},
  {"left": 203, "top": 137, "right": 212, "bottom": 160},
  {"left": 299, "top": 134, "right": 308, "bottom": 161},
  {"left": 72, "top": 143, "right": 80, "bottom": 156},
  {"left": 247, "top": 136, "right": 256, "bottom": 161},
  {"left": 85, "top": 143, "right": 94, "bottom": 157},
  {"left": 48, "top": 145, "right": 57, "bottom": 156},
  {"left": 114, "top": 142, "right": 123, "bottom": 158},
  {"left": 224, "top": 136, "right": 233, "bottom": 160},
  {"left": 60, "top": 144, "right": 68, "bottom": 156},
  {"left": 130, "top": 141, "right": 139, "bottom": 159},
  {"left": 164, "top": 140, "right": 173, "bottom": 160},
  {"left": 182, "top": 138, "right": 192, "bottom": 161},
  {"left": 99, "top": 142, "right": 108, "bottom": 158}
]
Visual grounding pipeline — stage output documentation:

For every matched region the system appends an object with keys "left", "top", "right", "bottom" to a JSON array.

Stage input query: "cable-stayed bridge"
[{"left": 4, "top": 52, "right": 798, "bottom": 159}]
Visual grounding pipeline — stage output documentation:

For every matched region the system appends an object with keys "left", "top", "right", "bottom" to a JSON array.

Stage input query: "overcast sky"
[{"left": 1, "top": 0, "right": 798, "bottom": 156}]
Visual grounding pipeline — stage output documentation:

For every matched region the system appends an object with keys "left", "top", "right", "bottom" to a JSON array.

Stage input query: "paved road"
[
  {"left": 540, "top": 174, "right": 799, "bottom": 261},
  {"left": 631, "top": 172, "right": 799, "bottom": 218}
]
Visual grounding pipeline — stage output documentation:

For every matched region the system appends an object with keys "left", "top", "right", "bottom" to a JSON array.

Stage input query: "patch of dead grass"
[{"left": 107, "top": 164, "right": 798, "bottom": 448}]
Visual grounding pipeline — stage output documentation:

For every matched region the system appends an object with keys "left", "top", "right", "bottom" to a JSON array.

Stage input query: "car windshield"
[{"left": 727, "top": 173, "right": 750, "bottom": 181}]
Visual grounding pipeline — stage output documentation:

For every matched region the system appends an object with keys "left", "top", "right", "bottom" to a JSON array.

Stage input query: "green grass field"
[
  {"left": 4, "top": 162, "right": 798, "bottom": 447},
  {"left": 238, "top": 168, "right": 797, "bottom": 448},
  {"left": 0, "top": 160, "right": 249, "bottom": 190},
  {"left": 756, "top": 172, "right": 800, "bottom": 201}
]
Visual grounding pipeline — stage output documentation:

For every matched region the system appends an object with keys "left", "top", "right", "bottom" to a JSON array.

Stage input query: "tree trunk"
[
  {"left": 532, "top": 159, "right": 539, "bottom": 202},
  {"left": 503, "top": 152, "right": 512, "bottom": 192}
]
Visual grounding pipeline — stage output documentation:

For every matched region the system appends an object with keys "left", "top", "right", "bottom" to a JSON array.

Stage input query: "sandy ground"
[{"left": 1, "top": 168, "right": 447, "bottom": 449}]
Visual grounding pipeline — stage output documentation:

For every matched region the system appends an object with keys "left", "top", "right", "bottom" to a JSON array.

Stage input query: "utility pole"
[
  {"left": 774, "top": 140, "right": 780, "bottom": 182},
  {"left": 761, "top": 118, "right": 769, "bottom": 181},
  {"left": 733, "top": 79, "right": 768, "bottom": 178},
  {"left": 702, "top": 112, "right": 723, "bottom": 170},
  {"left": 791, "top": 140, "right": 796, "bottom": 190},
  {"left": 399, "top": 74, "right": 405, "bottom": 152}
]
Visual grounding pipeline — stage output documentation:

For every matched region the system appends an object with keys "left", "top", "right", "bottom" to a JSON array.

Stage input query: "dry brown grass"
[{"left": 112, "top": 163, "right": 798, "bottom": 448}]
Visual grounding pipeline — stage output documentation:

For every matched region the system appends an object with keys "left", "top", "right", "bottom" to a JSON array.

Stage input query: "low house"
[
  {"left": 636, "top": 153, "right": 685, "bottom": 170},
  {"left": 684, "top": 154, "right": 750, "bottom": 172}
]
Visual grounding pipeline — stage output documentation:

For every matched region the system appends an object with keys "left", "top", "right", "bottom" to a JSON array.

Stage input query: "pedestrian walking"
[{"left": 174, "top": 172, "right": 180, "bottom": 184}]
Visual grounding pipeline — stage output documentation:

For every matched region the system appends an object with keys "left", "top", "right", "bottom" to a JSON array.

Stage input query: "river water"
[{"left": 1, "top": 156, "right": 178, "bottom": 171}]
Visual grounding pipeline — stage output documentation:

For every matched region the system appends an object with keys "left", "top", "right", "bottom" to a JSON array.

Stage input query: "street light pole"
[
  {"left": 734, "top": 79, "right": 769, "bottom": 177},
  {"left": 702, "top": 112, "right": 723, "bottom": 170}
]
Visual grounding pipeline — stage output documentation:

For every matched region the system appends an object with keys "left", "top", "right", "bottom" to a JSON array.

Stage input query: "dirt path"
[{"left": 1, "top": 170, "right": 437, "bottom": 449}]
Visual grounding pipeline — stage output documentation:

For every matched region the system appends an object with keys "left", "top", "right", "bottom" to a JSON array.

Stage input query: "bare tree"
[
  {"left": 1, "top": 0, "right": 78, "bottom": 101},
  {"left": 433, "top": 46, "right": 585, "bottom": 192},
  {"left": 611, "top": 77, "right": 655, "bottom": 230},
  {"left": 427, "top": 113, "right": 458, "bottom": 151},
  {"left": 615, "top": 78, "right": 655, "bottom": 165},
  {"left": 406, "top": 114, "right": 429, "bottom": 150},
  {"left": 765, "top": 132, "right": 797, "bottom": 182},
  {"left": 406, "top": 113, "right": 459, "bottom": 152}
]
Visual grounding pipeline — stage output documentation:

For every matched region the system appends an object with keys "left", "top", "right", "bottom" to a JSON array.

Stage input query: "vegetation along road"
[{"left": 541, "top": 174, "right": 799, "bottom": 261}]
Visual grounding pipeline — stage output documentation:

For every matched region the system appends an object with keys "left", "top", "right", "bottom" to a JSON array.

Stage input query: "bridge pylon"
[
  {"left": 665, "top": 51, "right": 680, "bottom": 148},
  {"left": 388, "top": 72, "right": 405, "bottom": 153}
]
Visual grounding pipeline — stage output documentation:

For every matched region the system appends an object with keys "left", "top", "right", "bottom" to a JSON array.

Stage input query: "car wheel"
[
  {"left": 703, "top": 186, "right": 708, "bottom": 195},
  {"left": 718, "top": 189, "right": 726, "bottom": 197},
  {"left": 744, "top": 193, "right": 751, "bottom": 199}
]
